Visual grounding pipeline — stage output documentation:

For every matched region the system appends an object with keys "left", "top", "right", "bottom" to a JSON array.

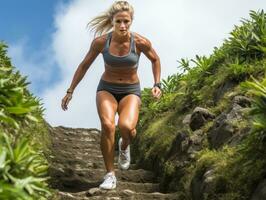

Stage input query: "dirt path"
[{"left": 48, "top": 126, "right": 177, "bottom": 200}]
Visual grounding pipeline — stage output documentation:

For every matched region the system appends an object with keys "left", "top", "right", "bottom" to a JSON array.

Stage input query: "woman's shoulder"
[
  {"left": 132, "top": 32, "right": 152, "bottom": 50},
  {"left": 92, "top": 33, "right": 109, "bottom": 45},
  {"left": 90, "top": 33, "right": 110, "bottom": 52}
]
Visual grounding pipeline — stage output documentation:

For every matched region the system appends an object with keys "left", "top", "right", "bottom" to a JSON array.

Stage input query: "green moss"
[
  {"left": 196, "top": 146, "right": 237, "bottom": 172},
  {"left": 133, "top": 112, "right": 177, "bottom": 169},
  {"left": 230, "top": 118, "right": 250, "bottom": 131},
  {"left": 217, "top": 193, "right": 244, "bottom": 200}
]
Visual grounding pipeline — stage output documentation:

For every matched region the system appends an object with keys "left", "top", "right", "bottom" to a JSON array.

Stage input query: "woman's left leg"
[{"left": 117, "top": 94, "right": 141, "bottom": 150}]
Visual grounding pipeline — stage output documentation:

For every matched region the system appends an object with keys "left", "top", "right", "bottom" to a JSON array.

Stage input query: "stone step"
[
  {"left": 52, "top": 136, "right": 100, "bottom": 143},
  {"left": 49, "top": 126, "right": 177, "bottom": 200},
  {"left": 51, "top": 135, "right": 100, "bottom": 143},
  {"left": 117, "top": 182, "right": 159, "bottom": 193},
  {"left": 52, "top": 150, "right": 103, "bottom": 159},
  {"left": 50, "top": 150, "right": 133, "bottom": 165},
  {"left": 50, "top": 160, "right": 138, "bottom": 172},
  {"left": 50, "top": 167, "right": 156, "bottom": 184},
  {"left": 50, "top": 158, "right": 141, "bottom": 173},
  {"left": 53, "top": 126, "right": 100, "bottom": 136},
  {"left": 51, "top": 142, "right": 100, "bottom": 151},
  {"left": 88, "top": 191, "right": 178, "bottom": 200},
  {"left": 50, "top": 153, "right": 103, "bottom": 162},
  {"left": 117, "top": 169, "right": 156, "bottom": 183},
  {"left": 51, "top": 132, "right": 100, "bottom": 141},
  {"left": 50, "top": 153, "right": 123, "bottom": 164},
  {"left": 57, "top": 189, "right": 178, "bottom": 200},
  {"left": 52, "top": 133, "right": 100, "bottom": 140},
  {"left": 49, "top": 159, "right": 104, "bottom": 169},
  {"left": 51, "top": 178, "right": 159, "bottom": 194}
]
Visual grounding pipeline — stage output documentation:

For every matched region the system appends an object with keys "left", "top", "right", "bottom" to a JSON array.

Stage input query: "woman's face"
[{"left": 112, "top": 11, "right": 132, "bottom": 36}]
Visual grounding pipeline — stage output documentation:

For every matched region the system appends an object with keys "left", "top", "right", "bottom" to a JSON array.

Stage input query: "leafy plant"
[
  {"left": 177, "top": 58, "right": 191, "bottom": 74},
  {"left": 0, "top": 42, "right": 52, "bottom": 199},
  {"left": 224, "top": 10, "right": 266, "bottom": 61},
  {"left": 0, "top": 131, "right": 51, "bottom": 199},
  {"left": 241, "top": 76, "right": 266, "bottom": 132},
  {"left": 161, "top": 73, "right": 182, "bottom": 93}
]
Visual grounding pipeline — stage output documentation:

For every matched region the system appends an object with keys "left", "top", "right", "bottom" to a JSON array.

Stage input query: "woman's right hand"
[{"left": 61, "top": 93, "right": 73, "bottom": 111}]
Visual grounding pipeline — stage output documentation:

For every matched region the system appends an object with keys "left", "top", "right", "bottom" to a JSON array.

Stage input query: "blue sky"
[
  {"left": 0, "top": 0, "right": 56, "bottom": 47},
  {"left": 1, "top": 0, "right": 265, "bottom": 129},
  {"left": 0, "top": 0, "right": 70, "bottom": 95}
]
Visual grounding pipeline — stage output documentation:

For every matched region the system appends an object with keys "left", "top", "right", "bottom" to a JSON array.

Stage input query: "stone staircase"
[{"left": 48, "top": 126, "right": 177, "bottom": 200}]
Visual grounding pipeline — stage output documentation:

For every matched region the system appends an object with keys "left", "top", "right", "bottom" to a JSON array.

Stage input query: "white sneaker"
[
  {"left": 118, "top": 137, "right": 130, "bottom": 170},
  {"left": 99, "top": 172, "right": 117, "bottom": 190}
]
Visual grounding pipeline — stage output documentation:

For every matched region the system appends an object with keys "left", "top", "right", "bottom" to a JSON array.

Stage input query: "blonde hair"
[{"left": 87, "top": 1, "right": 134, "bottom": 37}]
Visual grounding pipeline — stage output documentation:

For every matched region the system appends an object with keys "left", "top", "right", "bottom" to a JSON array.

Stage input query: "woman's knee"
[
  {"left": 118, "top": 120, "right": 136, "bottom": 135},
  {"left": 101, "top": 120, "right": 116, "bottom": 136}
]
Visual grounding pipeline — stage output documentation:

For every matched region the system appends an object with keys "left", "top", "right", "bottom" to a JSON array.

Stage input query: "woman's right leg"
[{"left": 96, "top": 91, "right": 118, "bottom": 174}]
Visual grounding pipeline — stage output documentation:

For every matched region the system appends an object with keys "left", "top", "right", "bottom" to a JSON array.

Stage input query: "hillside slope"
[{"left": 132, "top": 10, "right": 266, "bottom": 200}]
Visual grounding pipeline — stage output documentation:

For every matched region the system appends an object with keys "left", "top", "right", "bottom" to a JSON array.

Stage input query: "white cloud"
[
  {"left": 8, "top": 39, "right": 56, "bottom": 95},
  {"left": 10, "top": 0, "right": 266, "bottom": 129}
]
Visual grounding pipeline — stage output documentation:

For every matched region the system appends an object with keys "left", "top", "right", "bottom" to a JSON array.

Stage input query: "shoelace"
[
  {"left": 120, "top": 150, "right": 129, "bottom": 161},
  {"left": 103, "top": 174, "right": 116, "bottom": 183}
]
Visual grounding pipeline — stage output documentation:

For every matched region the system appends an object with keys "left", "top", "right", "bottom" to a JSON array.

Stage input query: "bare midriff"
[{"left": 101, "top": 64, "right": 139, "bottom": 84}]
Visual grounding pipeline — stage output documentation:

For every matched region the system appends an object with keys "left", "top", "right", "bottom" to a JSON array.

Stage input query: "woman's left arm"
[{"left": 138, "top": 37, "right": 162, "bottom": 99}]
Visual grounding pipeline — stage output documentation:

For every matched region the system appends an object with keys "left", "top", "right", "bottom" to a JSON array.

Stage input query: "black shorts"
[{"left": 96, "top": 79, "right": 141, "bottom": 103}]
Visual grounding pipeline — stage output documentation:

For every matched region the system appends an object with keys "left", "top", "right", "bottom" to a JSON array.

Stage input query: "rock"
[
  {"left": 207, "top": 114, "right": 234, "bottom": 149},
  {"left": 58, "top": 191, "right": 75, "bottom": 198},
  {"left": 201, "top": 169, "right": 216, "bottom": 194},
  {"left": 87, "top": 187, "right": 107, "bottom": 196},
  {"left": 233, "top": 95, "right": 251, "bottom": 108},
  {"left": 182, "top": 114, "right": 192, "bottom": 125},
  {"left": 191, "top": 168, "right": 205, "bottom": 200},
  {"left": 191, "top": 168, "right": 220, "bottom": 200},
  {"left": 227, "top": 126, "right": 251, "bottom": 147},
  {"left": 213, "top": 80, "right": 236, "bottom": 103},
  {"left": 167, "top": 130, "right": 206, "bottom": 161},
  {"left": 122, "top": 189, "right": 136, "bottom": 196},
  {"left": 167, "top": 131, "right": 189, "bottom": 157},
  {"left": 207, "top": 99, "right": 251, "bottom": 149},
  {"left": 227, "top": 103, "right": 245, "bottom": 121},
  {"left": 251, "top": 179, "right": 266, "bottom": 200},
  {"left": 187, "top": 130, "right": 205, "bottom": 157},
  {"left": 189, "top": 107, "right": 215, "bottom": 131},
  {"left": 181, "top": 138, "right": 190, "bottom": 152},
  {"left": 190, "top": 130, "right": 204, "bottom": 146}
]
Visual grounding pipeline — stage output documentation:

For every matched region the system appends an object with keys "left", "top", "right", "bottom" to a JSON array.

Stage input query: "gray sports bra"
[{"left": 102, "top": 31, "right": 139, "bottom": 68}]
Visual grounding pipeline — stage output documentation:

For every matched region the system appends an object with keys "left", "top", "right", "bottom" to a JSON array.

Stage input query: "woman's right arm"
[
  {"left": 67, "top": 37, "right": 104, "bottom": 93},
  {"left": 61, "top": 37, "right": 104, "bottom": 111}
]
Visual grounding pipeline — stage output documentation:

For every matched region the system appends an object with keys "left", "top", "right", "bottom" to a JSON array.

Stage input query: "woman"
[{"left": 61, "top": 1, "right": 162, "bottom": 190}]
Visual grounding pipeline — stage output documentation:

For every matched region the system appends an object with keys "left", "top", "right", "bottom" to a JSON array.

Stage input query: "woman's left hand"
[{"left": 151, "top": 86, "right": 162, "bottom": 99}]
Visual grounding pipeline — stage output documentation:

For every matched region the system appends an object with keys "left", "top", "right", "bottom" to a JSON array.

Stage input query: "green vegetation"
[
  {"left": 0, "top": 43, "right": 52, "bottom": 199},
  {"left": 133, "top": 10, "right": 266, "bottom": 200},
  {"left": 242, "top": 76, "right": 266, "bottom": 132}
]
